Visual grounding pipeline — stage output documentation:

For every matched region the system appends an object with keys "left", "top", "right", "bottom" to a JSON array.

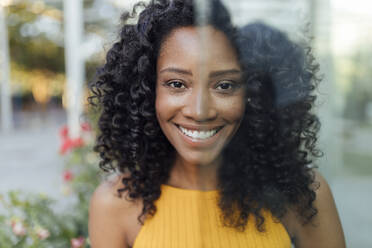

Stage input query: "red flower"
[
  {"left": 59, "top": 137, "right": 84, "bottom": 155},
  {"left": 80, "top": 122, "right": 91, "bottom": 132},
  {"left": 59, "top": 125, "right": 69, "bottom": 139},
  {"left": 63, "top": 170, "right": 74, "bottom": 182},
  {"left": 71, "top": 137, "right": 84, "bottom": 147},
  {"left": 71, "top": 237, "right": 85, "bottom": 248},
  {"left": 60, "top": 138, "right": 72, "bottom": 155},
  {"left": 58, "top": 123, "right": 89, "bottom": 155}
]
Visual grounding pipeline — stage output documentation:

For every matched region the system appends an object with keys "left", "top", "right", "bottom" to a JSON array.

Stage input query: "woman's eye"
[
  {"left": 216, "top": 81, "right": 235, "bottom": 91},
  {"left": 167, "top": 81, "right": 185, "bottom": 89}
]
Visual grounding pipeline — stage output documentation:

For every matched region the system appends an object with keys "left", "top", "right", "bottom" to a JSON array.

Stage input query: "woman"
[{"left": 88, "top": 0, "right": 345, "bottom": 247}]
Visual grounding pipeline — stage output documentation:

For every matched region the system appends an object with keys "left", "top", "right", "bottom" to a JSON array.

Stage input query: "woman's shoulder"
[
  {"left": 282, "top": 169, "right": 345, "bottom": 248},
  {"left": 91, "top": 173, "right": 141, "bottom": 211},
  {"left": 89, "top": 173, "right": 143, "bottom": 248}
]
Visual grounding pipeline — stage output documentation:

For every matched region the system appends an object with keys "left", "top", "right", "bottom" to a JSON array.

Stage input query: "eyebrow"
[
  {"left": 159, "top": 67, "right": 193, "bottom": 76},
  {"left": 159, "top": 67, "right": 241, "bottom": 77},
  {"left": 209, "top": 69, "right": 241, "bottom": 77}
]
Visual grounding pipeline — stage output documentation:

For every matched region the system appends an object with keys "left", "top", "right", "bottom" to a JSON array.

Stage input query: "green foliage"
[
  {"left": 0, "top": 123, "right": 100, "bottom": 248},
  {"left": 0, "top": 192, "right": 77, "bottom": 248},
  {"left": 6, "top": 0, "right": 108, "bottom": 97},
  {"left": 7, "top": 2, "right": 65, "bottom": 73}
]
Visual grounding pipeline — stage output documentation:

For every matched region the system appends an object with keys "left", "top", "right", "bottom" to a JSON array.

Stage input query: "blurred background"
[{"left": 0, "top": 0, "right": 371, "bottom": 247}]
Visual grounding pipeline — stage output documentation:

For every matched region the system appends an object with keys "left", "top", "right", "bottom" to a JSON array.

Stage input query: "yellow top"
[{"left": 133, "top": 184, "right": 291, "bottom": 248}]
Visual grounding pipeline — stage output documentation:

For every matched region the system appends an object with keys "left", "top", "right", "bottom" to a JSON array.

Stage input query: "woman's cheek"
[
  {"left": 218, "top": 96, "right": 246, "bottom": 123},
  {"left": 155, "top": 88, "right": 183, "bottom": 121}
]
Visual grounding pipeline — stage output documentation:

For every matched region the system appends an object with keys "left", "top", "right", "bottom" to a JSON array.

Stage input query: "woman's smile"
[{"left": 175, "top": 123, "right": 224, "bottom": 146}]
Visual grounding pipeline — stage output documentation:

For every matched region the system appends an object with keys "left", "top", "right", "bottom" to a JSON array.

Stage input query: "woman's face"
[{"left": 156, "top": 26, "right": 245, "bottom": 166}]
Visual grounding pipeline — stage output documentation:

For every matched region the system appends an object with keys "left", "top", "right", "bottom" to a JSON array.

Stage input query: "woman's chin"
[{"left": 176, "top": 151, "right": 220, "bottom": 167}]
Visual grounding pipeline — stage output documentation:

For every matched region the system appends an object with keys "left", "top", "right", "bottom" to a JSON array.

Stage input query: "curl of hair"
[{"left": 89, "top": 0, "right": 322, "bottom": 232}]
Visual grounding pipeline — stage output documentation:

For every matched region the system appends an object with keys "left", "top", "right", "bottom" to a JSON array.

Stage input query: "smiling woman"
[{"left": 88, "top": 0, "right": 345, "bottom": 247}]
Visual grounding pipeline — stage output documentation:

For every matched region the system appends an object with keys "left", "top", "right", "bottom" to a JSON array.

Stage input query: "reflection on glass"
[
  {"left": 1, "top": 0, "right": 370, "bottom": 247},
  {"left": 88, "top": 0, "right": 346, "bottom": 247}
]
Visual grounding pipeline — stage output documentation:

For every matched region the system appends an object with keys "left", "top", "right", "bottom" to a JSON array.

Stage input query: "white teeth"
[{"left": 178, "top": 126, "right": 219, "bottom": 140}]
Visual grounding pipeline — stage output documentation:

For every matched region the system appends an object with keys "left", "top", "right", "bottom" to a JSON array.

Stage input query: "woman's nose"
[{"left": 182, "top": 87, "right": 217, "bottom": 121}]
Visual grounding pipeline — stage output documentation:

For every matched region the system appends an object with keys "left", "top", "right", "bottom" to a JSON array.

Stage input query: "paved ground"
[
  {"left": 332, "top": 177, "right": 372, "bottom": 248},
  {"left": 0, "top": 109, "right": 65, "bottom": 194},
  {"left": 0, "top": 110, "right": 371, "bottom": 247},
  {"left": 0, "top": 126, "right": 64, "bottom": 197}
]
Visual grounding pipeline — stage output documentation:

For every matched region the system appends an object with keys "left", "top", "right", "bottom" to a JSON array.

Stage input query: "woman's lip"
[
  {"left": 174, "top": 123, "right": 224, "bottom": 131},
  {"left": 174, "top": 124, "right": 224, "bottom": 148}
]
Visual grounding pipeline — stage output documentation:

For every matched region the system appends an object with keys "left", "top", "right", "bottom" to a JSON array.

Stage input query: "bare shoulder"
[
  {"left": 282, "top": 169, "right": 346, "bottom": 248},
  {"left": 89, "top": 173, "right": 142, "bottom": 248}
]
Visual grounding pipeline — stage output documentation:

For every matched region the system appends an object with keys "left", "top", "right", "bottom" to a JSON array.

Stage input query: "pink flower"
[
  {"left": 11, "top": 220, "right": 26, "bottom": 236},
  {"left": 80, "top": 122, "right": 91, "bottom": 132},
  {"left": 63, "top": 170, "right": 74, "bottom": 182},
  {"left": 59, "top": 138, "right": 72, "bottom": 154},
  {"left": 71, "top": 237, "right": 85, "bottom": 248},
  {"left": 71, "top": 137, "right": 84, "bottom": 148},
  {"left": 35, "top": 226, "right": 50, "bottom": 240},
  {"left": 58, "top": 123, "right": 89, "bottom": 154},
  {"left": 59, "top": 125, "right": 69, "bottom": 139},
  {"left": 59, "top": 137, "right": 85, "bottom": 155}
]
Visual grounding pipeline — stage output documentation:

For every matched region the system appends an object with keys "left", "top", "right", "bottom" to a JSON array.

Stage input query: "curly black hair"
[
  {"left": 89, "top": 0, "right": 322, "bottom": 232},
  {"left": 218, "top": 22, "right": 322, "bottom": 231}
]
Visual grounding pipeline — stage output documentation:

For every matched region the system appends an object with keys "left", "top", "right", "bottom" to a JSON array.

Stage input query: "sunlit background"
[{"left": 0, "top": 0, "right": 371, "bottom": 247}]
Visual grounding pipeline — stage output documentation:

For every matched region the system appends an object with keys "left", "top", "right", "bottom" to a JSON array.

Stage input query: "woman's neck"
[{"left": 166, "top": 155, "right": 221, "bottom": 191}]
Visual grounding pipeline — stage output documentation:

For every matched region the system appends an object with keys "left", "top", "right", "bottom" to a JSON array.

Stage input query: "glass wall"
[{"left": 0, "top": 0, "right": 371, "bottom": 247}]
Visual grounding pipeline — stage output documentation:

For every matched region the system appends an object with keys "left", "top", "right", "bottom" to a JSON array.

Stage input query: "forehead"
[{"left": 157, "top": 26, "right": 239, "bottom": 71}]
